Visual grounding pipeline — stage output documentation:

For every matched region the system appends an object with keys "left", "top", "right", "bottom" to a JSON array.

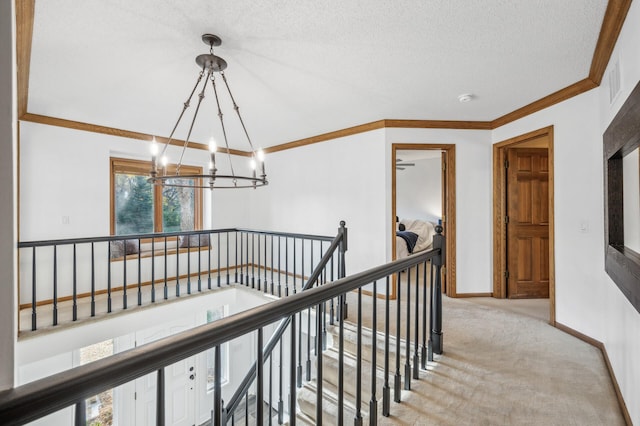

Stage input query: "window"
[
  {"left": 110, "top": 158, "right": 203, "bottom": 235},
  {"left": 206, "top": 307, "right": 229, "bottom": 390}
]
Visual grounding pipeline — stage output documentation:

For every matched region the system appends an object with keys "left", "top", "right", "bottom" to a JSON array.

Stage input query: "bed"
[{"left": 396, "top": 219, "right": 437, "bottom": 259}]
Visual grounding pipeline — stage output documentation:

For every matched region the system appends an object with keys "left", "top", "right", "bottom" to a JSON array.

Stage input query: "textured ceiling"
[{"left": 28, "top": 0, "right": 608, "bottom": 149}]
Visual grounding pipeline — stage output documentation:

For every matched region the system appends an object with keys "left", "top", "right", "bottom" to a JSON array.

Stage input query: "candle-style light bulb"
[
  {"left": 249, "top": 158, "right": 257, "bottom": 170},
  {"left": 209, "top": 137, "right": 217, "bottom": 175},
  {"left": 257, "top": 149, "right": 265, "bottom": 162},
  {"left": 150, "top": 137, "right": 159, "bottom": 156},
  {"left": 150, "top": 137, "right": 159, "bottom": 176}
]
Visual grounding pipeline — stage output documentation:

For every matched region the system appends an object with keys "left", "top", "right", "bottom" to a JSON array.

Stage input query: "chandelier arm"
[
  {"left": 176, "top": 69, "right": 211, "bottom": 174},
  {"left": 160, "top": 70, "right": 205, "bottom": 158},
  {"left": 220, "top": 72, "right": 257, "bottom": 153},
  {"left": 210, "top": 74, "right": 236, "bottom": 178}
]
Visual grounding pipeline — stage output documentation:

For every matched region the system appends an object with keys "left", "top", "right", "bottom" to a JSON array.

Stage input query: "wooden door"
[{"left": 506, "top": 148, "right": 549, "bottom": 298}]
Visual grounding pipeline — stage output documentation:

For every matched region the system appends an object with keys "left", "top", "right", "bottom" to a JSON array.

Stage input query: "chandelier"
[{"left": 148, "top": 34, "right": 267, "bottom": 189}]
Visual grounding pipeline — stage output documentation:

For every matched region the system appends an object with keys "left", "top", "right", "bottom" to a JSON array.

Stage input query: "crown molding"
[
  {"left": 20, "top": 113, "right": 248, "bottom": 157},
  {"left": 589, "top": 0, "right": 633, "bottom": 85},
  {"left": 16, "top": 0, "right": 34, "bottom": 118}
]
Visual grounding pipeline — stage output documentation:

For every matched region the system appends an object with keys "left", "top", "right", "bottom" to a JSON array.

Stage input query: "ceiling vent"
[{"left": 609, "top": 59, "right": 621, "bottom": 104}]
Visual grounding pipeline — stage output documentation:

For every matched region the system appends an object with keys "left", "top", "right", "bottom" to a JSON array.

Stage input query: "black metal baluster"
[
  {"left": 138, "top": 238, "right": 142, "bottom": 306},
  {"left": 107, "top": 242, "right": 112, "bottom": 313},
  {"left": 245, "top": 233, "right": 250, "bottom": 285},
  {"left": 157, "top": 368, "right": 165, "bottom": 426},
  {"left": 269, "top": 352, "right": 273, "bottom": 426},
  {"left": 278, "top": 338, "right": 284, "bottom": 424},
  {"left": 187, "top": 236, "right": 192, "bottom": 294},
  {"left": 228, "top": 232, "right": 232, "bottom": 285},
  {"left": 404, "top": 266, "right": 411, "bottom": 390},
  {"left": 306, "top": 305, "right": 311, "bottom": 381},
  {"left": 176, "top": 236, "right": 180, "bottom": 297},
  {"left": 91, "top": 243, "right": 96, "bottom": 317},
  {"left": 289, "top": 314, "right": 297, "bottom": 426},
  {"left": 215, "top": 232, "right": 220, "bottom": 290},
  {"left": 198, "top": 234, "right": 202, "bottom": 292},
  {"left": 74, "top": 399, "right": 86, "bottom": 426},
  {"left": 330, "top": 253, "right": 335, "bottom": 325},
  {"left": 270, "top": 235, "right": 274, "bottom": 295},
  {"left": 264, "top": 234, "right": 268, "bottom": 293},
  {"left": 284, "top": 238, "right": 289, "bottom": 296},
  {"left": 244, "top": 392, "right": 248, "bottom": 426},
  {"left": 421, "top": 260, "right": 428, "bottom": 369},
  {"left": 413, "top": 263, "right": 420, "bottom": 380},
  {"left": 316, "top": 302, "right": 323, "bottom": 425},
  {"left": 257, "top": 328, "right": 264, "bottom": 424},
  {"left": 123, "top": 239, "right": 128, "bottom": 310},
  {"left": 53, "top": 245, "right": 58, "bottom": 325},
  {"left": 72, "top": 244, "right": 77, "bottom": 321},
  {"left": 394, "top": 271, "right": 401, "bottom": 402},
  {"left": 151, "top": 239, "right": 156, "bottom": 303},
  {"left": 257, "top": 234, "right": 261, "bottom": 291},
  {"left": 383, "top": 275, "right": 390, "bottom": 416},
  {"left": 240, "top": 232, "right": 244, "bottom": 285},
  {"left": 370, "top": 279, "right": 378, "bottom": 426},
  {"left": 338, "top": 293, "right": 345, "bottom": 425},
  {"left": 246, "top": 233, "right": 255, "bottom": 288},
  {"left": 251, "top": 233, "right": 255, "bottom": 288},
  {"left": 31, "top": 247, "right": 36, "bottom": 330},
  {"left": 235, "top": 231, "right": 239, "bottom": 283},
  {"left": 163, "top": 236, "right": 168, "bottom": 300},
  {"left": 297, "top": 310, "right": 302, "bottom": 387},
  {"left": 355, "top": 287, "right": 363, "bottom": 425},
  {"left": 293, "top": 239, "right": 297, "bottom": 293},
  {"left": 213, "top": 232, "right": 218, "bottom": 288},
  {"left": 214, "top": 345, "right": 222, "bottom": 426}
]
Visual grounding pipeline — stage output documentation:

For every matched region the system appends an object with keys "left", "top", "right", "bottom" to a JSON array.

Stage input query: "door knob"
[{"left": 190, "top": 374, "right": 195, "bottom": 380}]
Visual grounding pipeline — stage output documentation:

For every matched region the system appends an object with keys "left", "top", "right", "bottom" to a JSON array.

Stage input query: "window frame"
[{"left": 110, "top": 157, "right": 203, "bottom": 236}]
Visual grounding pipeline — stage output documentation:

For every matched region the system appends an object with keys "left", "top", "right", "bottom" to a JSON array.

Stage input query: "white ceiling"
[{"left": 28, "top": 0, "right": 608, "bottom": 150}]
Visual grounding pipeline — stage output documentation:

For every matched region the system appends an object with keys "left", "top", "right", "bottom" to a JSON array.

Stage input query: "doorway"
[
  {"left": 493, "top": 126, "right": 555, "bottom": 324},
  {"left": 391, "top": 143, "right": 456, "bottom": 297}
]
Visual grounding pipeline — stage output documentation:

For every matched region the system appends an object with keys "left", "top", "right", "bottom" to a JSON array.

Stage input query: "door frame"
[
  {"left": 391, "top": 143, "right": 457, "bottom": 298},
  {"left": 493, "top": 126, "right": 556, "bottom": 324}
]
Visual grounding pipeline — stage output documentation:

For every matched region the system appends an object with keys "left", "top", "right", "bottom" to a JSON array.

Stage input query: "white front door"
[{"left": 135, "top": 318, "right": 197, "bottom": 426}]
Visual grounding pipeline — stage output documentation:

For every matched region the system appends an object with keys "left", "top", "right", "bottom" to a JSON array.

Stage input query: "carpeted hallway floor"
[{"left": 344, "top": 289, "right": 625, "bottom": 425}]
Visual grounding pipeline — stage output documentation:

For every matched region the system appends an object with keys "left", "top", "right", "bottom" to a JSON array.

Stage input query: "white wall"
[
  {"left": 492, "top": 2, "right": 640, "bottom": 421},
  {"left": 0, "top": 0, "right": 17, "bottom": 391},
  {"left": 386, "top": 128, "right": 493, "bottom": 294},
  {"left": 396, "top": 157, "right": 442, "bottom": 223},
  {"left": 247, "top": 129, "right": 388, "bottom": 275}
]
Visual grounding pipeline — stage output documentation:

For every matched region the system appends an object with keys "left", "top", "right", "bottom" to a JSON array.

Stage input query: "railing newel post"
[{"left": 430, "top": 225, "right": 445, "bottom": 355}]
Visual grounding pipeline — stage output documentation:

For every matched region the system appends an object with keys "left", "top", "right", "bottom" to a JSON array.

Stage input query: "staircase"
[{"left": 293, "top": 320, "right": 415, "bottom": 425}]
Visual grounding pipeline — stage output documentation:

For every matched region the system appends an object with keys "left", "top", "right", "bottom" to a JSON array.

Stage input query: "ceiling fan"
[{"left": 396, "top": 158, "right": 415, "bottom": 170}]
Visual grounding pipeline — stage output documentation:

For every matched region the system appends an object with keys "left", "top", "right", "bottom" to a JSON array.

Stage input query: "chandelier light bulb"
[
  {"left": 161, "top": 155, "right": 168, "bottom": 167},
  {"left": 150, "top": 137, "right": 159, "bottom": 156},
  {"left": 249, "top": 158, "right": 257, "bottom": 170},
  {"left": 257, "top": 149, "right": 265, "bottom": 162},
  {"left": 209, "top": 137, "right": 217, "bottom": 153}
]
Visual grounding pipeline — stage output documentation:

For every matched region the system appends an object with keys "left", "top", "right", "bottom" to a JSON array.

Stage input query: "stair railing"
[
  {"left": 224, "top": 221, "right": 347, "bottom": 421},
  {"left": 1, "top": 225, "right": 444, "bottom": 426},
  {"left": 17, "top": 226, "right": 336, "bottom": 331}
]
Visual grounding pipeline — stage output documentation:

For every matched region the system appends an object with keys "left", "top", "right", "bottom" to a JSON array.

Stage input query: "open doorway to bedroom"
[{"left": 391, "top": 143, "right": 456, "bottom": 298}]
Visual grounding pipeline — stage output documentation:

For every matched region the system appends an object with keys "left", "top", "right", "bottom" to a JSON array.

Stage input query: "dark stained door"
[{"left": 506, "top": 148, "right": 549, "bottom": 298}]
